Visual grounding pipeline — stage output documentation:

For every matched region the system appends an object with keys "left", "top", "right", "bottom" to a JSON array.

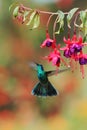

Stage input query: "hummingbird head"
[
  {"left": 29, "top": 62, "right": 44, "bottom": 72},
  {"left": 36, "top": 64, "right": 44, "bottom": 71}
]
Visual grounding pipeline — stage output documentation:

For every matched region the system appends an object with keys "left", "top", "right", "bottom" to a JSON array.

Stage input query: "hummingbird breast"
[{"left": 38, "top": 72, "right": 48, "bottom": 84}]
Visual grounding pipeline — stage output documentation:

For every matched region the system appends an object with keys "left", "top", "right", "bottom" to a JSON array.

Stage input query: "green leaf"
[
  {"left": 32, "top": 13, "right": 40, "bottom": 29},
  {"left": 55, "top": 10, "right": 64, "bottom": 34},
  {"left": 81, "top": 22, "right": 87, "bottom": 35},
  {"left": 13, "top": 6, "right": 19, "bottom": 17},
  {"left": 9, "top": 4, "right": 13, "bottom": 12},
  {"left": 80, "top": 11, "right": 87, "bottom": 24},
  {"left": 83, "top": 35, "right": 87, "bottom": 42},
  {"left": 23, "top": 11, "right": 30, "bottom": 22},
  {"left": 26, "top": 10, "right": 36, "bottom": 26},
  {"left": 57, "top": 10, "right": 64, "bottom": 23},
  {"left": 9, "top": 2, "right": 19, "bottom": 12},
  {"left": 79, "top": 11, "right": 87, "bottom": 35},
  {"left": 26, "top": 10, "right": 40, "bottom": 29},
  {"left": 67, "top": 8, "right": 79, "bottom": 28}
]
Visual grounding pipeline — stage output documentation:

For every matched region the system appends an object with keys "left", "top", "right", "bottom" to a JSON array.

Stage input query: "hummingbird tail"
[
  {"left": 31, "top": 82, "right": 58, "bottom": 97},
  {"left": 47, "top": 81, "right": 59, "bottom": 96}
]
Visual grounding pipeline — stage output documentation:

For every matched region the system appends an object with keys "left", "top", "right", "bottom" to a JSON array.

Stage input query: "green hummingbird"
[{"left": 30, "top": 62, "right": 70, "bottom": 97}]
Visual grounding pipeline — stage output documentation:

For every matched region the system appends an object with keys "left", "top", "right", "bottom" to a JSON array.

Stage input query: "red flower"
[
  {"left": 44, "top": 47, "right": 69, "bottom": 67},
  {"left": 61, "top": 34, "right": 87, "bottom": 77},
  {"left": 40, "top": 32, "right": 56, "bottom": 49},
  {"left": 61, "top": 34, "right": 84, "bottom": 58},
  {"left": 44, "top": 48, "right": 61, "bottom": 67},
  {"left": 78, "top": 53, "right": 87, "bottom": 78},
  {"left": 63, "top": 34, "right": 83, "bottom": 45},
  {"left": 61, "top": 34, "right": 87, "bottom": 63},
  {"left": 79, "top": 54, "right": 87, "bottom": 65}
]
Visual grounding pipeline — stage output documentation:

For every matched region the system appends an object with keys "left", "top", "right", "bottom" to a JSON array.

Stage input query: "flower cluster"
[
  {"left": 61, "top": 35, "right": 83, "bottom": 58},
  {"left": 41, "top": 31, "right": 87, "bottom": 78},
  {"left": 61, "top": 34, "right": 87, "bottom": 78},
  {"left": 40, "top": 31, "right": 68, "bottom": 68}
]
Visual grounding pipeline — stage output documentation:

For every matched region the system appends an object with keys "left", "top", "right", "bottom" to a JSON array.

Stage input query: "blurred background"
[{"left": 0, "top": 0, "right": 87, "bottom": 130}]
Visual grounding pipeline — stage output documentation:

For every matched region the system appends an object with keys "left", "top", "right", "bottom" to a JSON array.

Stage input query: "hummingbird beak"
[{"left": 29, "top": 62, "right": 38, "bottom": 71}]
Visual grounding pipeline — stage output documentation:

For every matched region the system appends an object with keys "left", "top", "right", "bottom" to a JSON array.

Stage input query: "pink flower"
[
  {"left": 61, "top": 34, "right": 87, "bottom": 78},
  {"left": 44, "top": 48, "right": 61, "bottom": 67},
  {"left": 76, "top": 53, "right": 87, "bottom": 78},
  {"left": 63, "top": 34, "right": 83, "bottom": 45},
  {"left": 40, "top": 32, "right": 56, "bottom": 49},
  {"left": 79, "top": 54, "right": 87, "bottom": 65},
  {"left": 61, "top": 34, "right": 84, "bottom": 58}
]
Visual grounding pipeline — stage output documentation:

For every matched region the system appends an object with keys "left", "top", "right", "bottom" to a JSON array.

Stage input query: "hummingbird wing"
[{"left": 46, "top": 67, "right": 70, "bottom": 77}]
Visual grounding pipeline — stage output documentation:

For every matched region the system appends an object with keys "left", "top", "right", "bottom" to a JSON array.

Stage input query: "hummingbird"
[{"left": 30, "top": 62, "right": 70, "bottom": 97}]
